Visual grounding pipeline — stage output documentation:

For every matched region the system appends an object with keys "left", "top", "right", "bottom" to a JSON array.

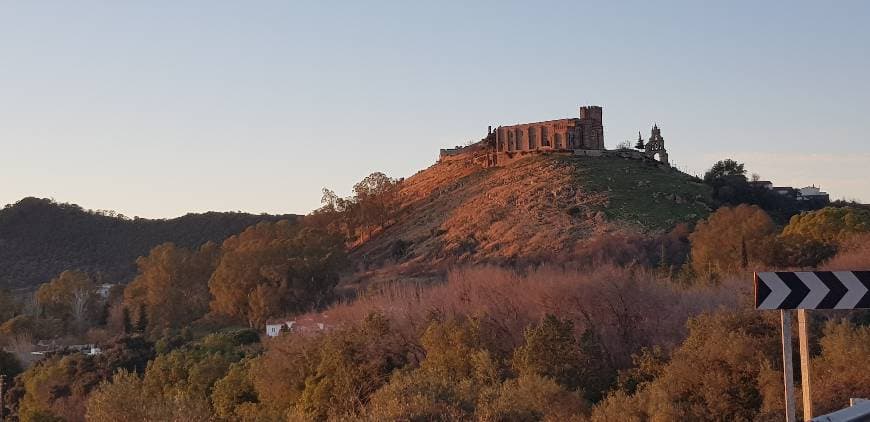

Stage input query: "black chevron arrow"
[
  {"left": 855, "top": 271, "right": 870, "bottom": 309},
  {"left": 778, "top": 272, "right": 810, "bottom": 309},
  {"left": 816, "top": 271, "right": 848, "bottom": 309}
]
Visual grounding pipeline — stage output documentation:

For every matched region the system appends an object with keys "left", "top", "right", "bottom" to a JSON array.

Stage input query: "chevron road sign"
[
  {"left": 756, "top": 270, "right": 870, "bottom": 422},
  {"left": 755, "top": 271, "right": 870, "bottom": 310}
]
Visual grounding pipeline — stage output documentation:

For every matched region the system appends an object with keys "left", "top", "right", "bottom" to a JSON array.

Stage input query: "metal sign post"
[
  {"left": 0, "top": 373, "right": 5, "bottom": 422},
  {"left": 755, "top": 271, "right": 870, "bottom": 422},
  {"left": 798, "top": 309, "right": 813, "bottom": 421},
  {"left": 781, "top": 310, "right": 797, "bottom": 422}
]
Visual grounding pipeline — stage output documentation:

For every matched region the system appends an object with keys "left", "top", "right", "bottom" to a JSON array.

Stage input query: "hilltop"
[
  {"left": 348, "top": 153, "right": 712, "bottom": 285},
  {"left": 0, "top": 197, "right": 298, "bottom": 290}
]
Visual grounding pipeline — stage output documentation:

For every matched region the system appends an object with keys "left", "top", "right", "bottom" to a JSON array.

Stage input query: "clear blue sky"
[{"left": 2, "top": 1, "right": 868, "bottom": 218}]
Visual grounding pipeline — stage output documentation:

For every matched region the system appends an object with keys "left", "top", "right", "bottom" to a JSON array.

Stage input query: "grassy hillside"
[
  {"left": 348, "top": 153, "right": 711, "bottom": 285},
  {"left": 570, "top": 154, "right": 710, "bottom": 229},
  {"left": 0, "top": 197, "right": 298, "bottom": 290}
]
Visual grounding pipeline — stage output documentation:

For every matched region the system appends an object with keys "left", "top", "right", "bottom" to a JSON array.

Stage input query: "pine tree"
[
  {"left": 135, "top": 304, "right": 148, "bottom": 333},
  {"left": 122, "top": 307, "right": 133, "bottom": 334}
]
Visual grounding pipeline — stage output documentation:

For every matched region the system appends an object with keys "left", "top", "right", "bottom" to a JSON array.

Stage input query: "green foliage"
[
  {"left": 312, "top": 172, "right": 401, "bottom": 243},
  {"left": 86, "top": 369, "right": 213, "bottom": 422},
  {"left": 35, "top": 270, "right": 99, "bottom": 328},
  {"left": 513, "top": 315, "right": 615, "bottom": 402},
  {"left": 703, "top": 159, "right": 746, "bottom": 183},
  {"left": 592, "top": 311, "right": 783, "bottom": 421},
  {"left": 782, "top": 206, "right": 870, "bottom": 244},
  {"left": 0, "top": 289, "right": 23, "bottom": 323},
  {"left": 208, "top": 220, "right": 347, "bottom": 327},
  {"left": 295, "top": 312, "right": 411, "bottom": 420},
  {"left": 0, "top": 197, "right": 297, "bottom": 290},
  {"left": 366, "top": 318, "right": 497, "bottom": 421},
  {"left": 702, "top": 159, "right": 827, "bottom": 223},
  {"left": 123, "top": 242, "right": 219, "bottom": 337},
  {"left": 811, "top": 320, "right": 870, "bottom": 415},
  {"left": 86, "top": 330, "right": 260, "bottom": 422},
  {"left": 766, "top": 233, "right": 838, "bottom": 269},
  {"left": 689, "top": 205, "right": 776, "bottom": 275},
  {"left": 0, "top": 349, "right": 22, "bottom": 378},
  {"left": 513, "top": 315, "right": 584, "bottom": 391},
  {"left": 211, "top": 361, "right": 258, "bottom": 420},
  {"left": 14, "top": 335, "right": 155, "bottom": 422},
  {"left": 476, "top": 374, "right": 587, "bottom": 422},
  {"left": 571, "top": 155, "right": 712, "bottom": 230}
]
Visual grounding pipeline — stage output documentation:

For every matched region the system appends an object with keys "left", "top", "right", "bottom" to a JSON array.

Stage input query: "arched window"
[{"left": 528, "top": 127, "right": 536, "bottom": 149}]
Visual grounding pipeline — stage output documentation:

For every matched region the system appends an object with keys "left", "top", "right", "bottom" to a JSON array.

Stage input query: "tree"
[
  {"left": 512, "top": 315, "right": 614, "bottom": 402},
  {"left": 0, "top": 289, "right": 23, "bottom": 324},
  {"left": 86, "top": 369, "right": 214, "bottom": 422},
  {"left": 311, "top": 172, "right": 401, "bottom": 243},
  {"left": 366, "top": 318, "right": 498, "bottom": 421},
  {"left": 121, "top": 308, "right": 133, "bottom": 334},
  {"left": 811, "top": 320, "right": 870, "bottom": 415},
  {"left": 590, "top": 310, "right": 783, "bottom": 421},
  {"left": 295, "top": 313, "right": 411, "bottom": 420},
  {"left": 208, "top": 221, "right": 346, "bottom": 327},
  {"left": 782, "top": 206, "right": 870, "bottom": 244},
  {"left": 513, "top": 315, "right": 585, "bottom": 391},
  {"left": 211, "top": 361, "right": 258, "bottom": 420},
  {"left": 703, "top": 159, "right": 746, "bottom": 184},
  {"left": 123, "top": 242, "right": 219, "bottom": 336},
  {"left": 476, "top": 374, "right": 587, "bottom": 421},
  {"left": 689, "top": 205, "right": 776, "bottom": 276},
  {"left": 35, "top": 270, "right": 98, "bottom": 326},
  {"left": 0, "top": 349, "right": 22, "bottom": 378}
]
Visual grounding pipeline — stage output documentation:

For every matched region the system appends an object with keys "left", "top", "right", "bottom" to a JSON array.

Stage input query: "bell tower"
[{"left": 644, "top": 124, "right": 669, "bottom": 165}]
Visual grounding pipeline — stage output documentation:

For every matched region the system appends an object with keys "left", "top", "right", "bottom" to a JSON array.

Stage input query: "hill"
[
  {"left": 0, "top": 197, "right": 298, "bottom": 290},
  {"left": 348, "top": 153, "right": 712, "bottom": 285}
]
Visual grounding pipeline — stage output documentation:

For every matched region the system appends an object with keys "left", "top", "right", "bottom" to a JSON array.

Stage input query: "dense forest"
[
  {"left": 0, "top": 198, "right": 298, "bottom": 290},
  {"left": 1, "top": 158, "right": 869, "bottom": 421}
]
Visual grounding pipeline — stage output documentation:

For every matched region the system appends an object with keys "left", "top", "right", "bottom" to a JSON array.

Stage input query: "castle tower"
[{"left": 577, "top": 106, "right": 604, "bottom": 149}]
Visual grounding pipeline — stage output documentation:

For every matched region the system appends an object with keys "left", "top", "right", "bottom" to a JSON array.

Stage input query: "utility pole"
[{"left": 798, "top": 309, "right": 813, "bottom": 420}]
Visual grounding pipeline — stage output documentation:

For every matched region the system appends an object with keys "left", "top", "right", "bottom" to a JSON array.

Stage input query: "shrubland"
[{"left": 1, "top": 158, "right": 869, "bottom": 421}]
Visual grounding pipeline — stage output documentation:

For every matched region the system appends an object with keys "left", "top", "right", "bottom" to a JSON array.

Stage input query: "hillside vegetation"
[
  {"left": 349, "top": 154, "right": 711, "bottom": 284},
  {"left": 0, "top": 198, "right": 298, "bottom": 290}
]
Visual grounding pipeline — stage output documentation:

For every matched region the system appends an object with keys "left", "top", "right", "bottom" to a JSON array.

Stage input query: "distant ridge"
[{"left": 0, "top": 197, "right": 298, "bottom": 290}]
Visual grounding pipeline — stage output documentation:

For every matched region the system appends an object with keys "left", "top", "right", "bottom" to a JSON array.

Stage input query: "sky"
[{"left": 2, "top": 1, "right": 868, "bottom": 218}]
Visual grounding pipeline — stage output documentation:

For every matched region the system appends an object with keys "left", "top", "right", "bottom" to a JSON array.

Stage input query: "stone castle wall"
[{"left": 438, "top": 105, "right": 669, "bottom": 168}]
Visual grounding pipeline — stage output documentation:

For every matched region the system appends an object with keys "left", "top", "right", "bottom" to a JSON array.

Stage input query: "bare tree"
[{"left": 72, "top": 287, "right": 91, "bottom": 326}]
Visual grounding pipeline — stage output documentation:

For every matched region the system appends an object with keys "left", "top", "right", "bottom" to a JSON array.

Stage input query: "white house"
[
  {"left": 265, "top": 323, "right": 284, "bottom": 337},
  {"left": 798, "top": 185, "right": 829, "bottom": 201}
]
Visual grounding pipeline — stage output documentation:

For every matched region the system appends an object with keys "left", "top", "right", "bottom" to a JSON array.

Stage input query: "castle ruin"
[{"left": 439, "top": 105, "right": 670, "bottom": 167}]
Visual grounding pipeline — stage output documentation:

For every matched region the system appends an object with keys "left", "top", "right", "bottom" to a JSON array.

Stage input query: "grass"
[{"left": 563, "top": 154, "right": 712, "bottom": 230}]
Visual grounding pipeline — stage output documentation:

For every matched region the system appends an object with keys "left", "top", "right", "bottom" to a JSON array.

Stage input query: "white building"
[{"left": 798, "top": 185, "right": 829, "bottom": 201}]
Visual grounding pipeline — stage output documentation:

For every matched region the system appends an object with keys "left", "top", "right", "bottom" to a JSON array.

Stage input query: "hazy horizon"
[{"left": 3, "top": 1, "right": 869, "bottom": 218}]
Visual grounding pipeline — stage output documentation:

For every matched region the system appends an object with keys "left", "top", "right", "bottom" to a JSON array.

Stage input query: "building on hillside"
[
  {"left": 798, "top": 185, "right": 829, "bottom": 202},
  {"left": 633, "top": 124, "right": 669, "bottom": 165},
  {"left": 750, "top": 180, "right": 831, "bottom": 204},
  {"left": 96, "top": 283, "right": 114, "bottom": 299},
  {"left": 264, "top": 316, "right": 332, "bottom": 337},
  {"left": 265, "top": 322, "right": 288, "bottom": 337},
  {"left": 750, "top": 180, "right": 774, "bottom": 190},
  {"left": 440, "top": 106, "right": 671, "bottom": 168}
]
